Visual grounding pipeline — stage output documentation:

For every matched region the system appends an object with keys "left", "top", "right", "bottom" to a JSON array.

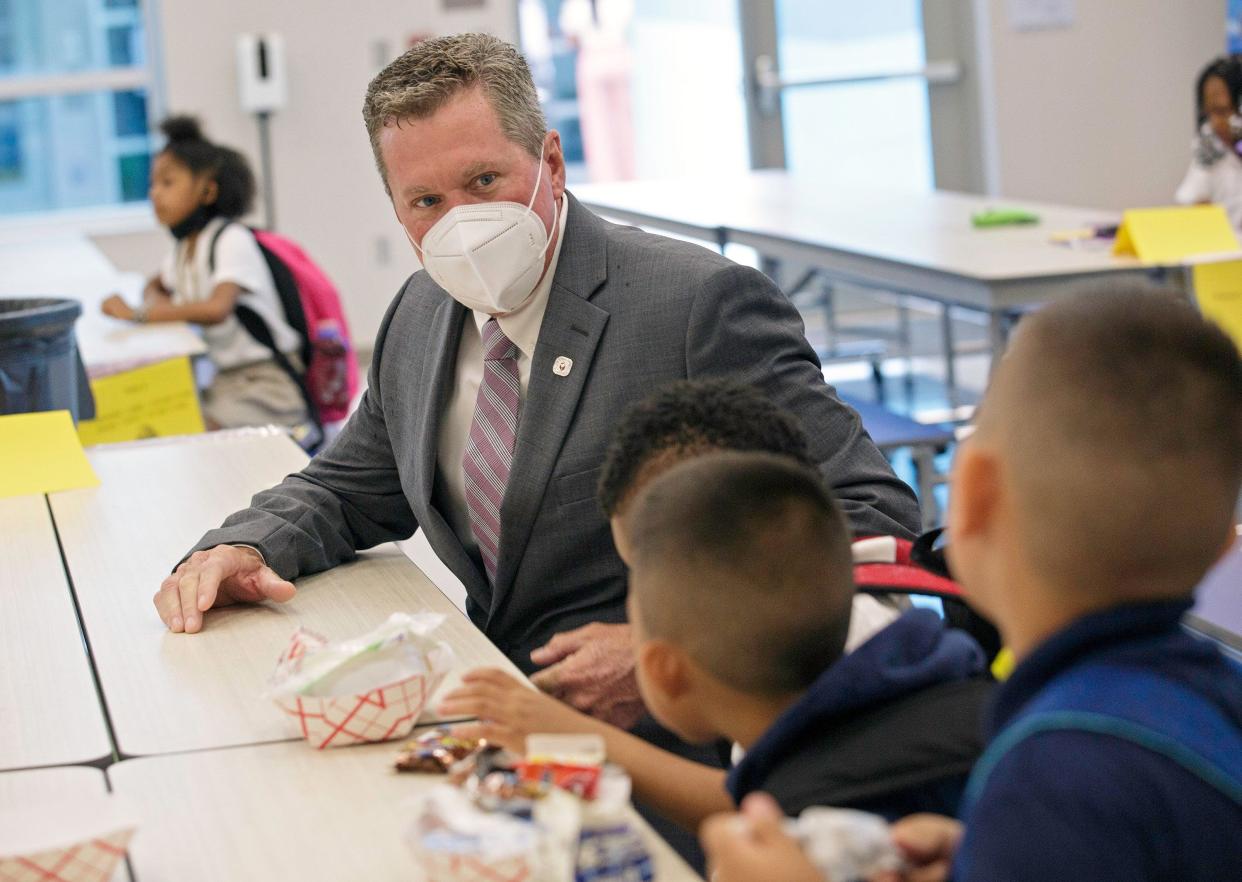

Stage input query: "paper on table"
[
  {"left": 0, "top": 410, "right": 99, "bottom": 498},
  {"left": 77, "top": 356, "right": 204, "bottom": 446},
  {"left": 1192, "top": 260, "right": 1242, "bottom": 349},
  {"left": 0, "top": 792, "right": 135, "bottom": 882}
]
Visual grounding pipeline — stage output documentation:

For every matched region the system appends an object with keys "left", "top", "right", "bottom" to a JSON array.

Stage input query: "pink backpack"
[{"left": 210, "top": 224, "right": 360, "bottom": 425}]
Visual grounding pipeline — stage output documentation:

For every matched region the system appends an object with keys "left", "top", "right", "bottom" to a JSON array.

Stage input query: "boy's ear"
[
  {"left": 202, "top": 179, "right": 219, "bottom": 206},
  {"left": 636, "top": 639, "right": 690, "bottom": 700},
  {"left": 951, "top": 441, "right": 1003, "bottom": 539}
]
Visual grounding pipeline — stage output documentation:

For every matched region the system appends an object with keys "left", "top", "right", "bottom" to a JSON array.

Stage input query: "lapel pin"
[{"left": 553, "top": 356, "right": 573, "bottom": 377}]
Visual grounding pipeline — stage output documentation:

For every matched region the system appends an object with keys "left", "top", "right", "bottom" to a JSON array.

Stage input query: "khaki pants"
[{"left": 202, "top": 358, "right": 308, "bottom": 430}]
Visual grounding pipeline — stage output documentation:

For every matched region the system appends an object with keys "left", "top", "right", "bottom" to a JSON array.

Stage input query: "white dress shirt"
[{"left": 438, "top": 195, "right": 570, "bottom": 556}]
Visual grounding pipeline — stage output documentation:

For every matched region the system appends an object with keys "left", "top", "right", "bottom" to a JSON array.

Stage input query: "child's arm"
[
  {"left": 438, "top": 668, "right": 733, "bottom": 831},
  {"left": 143, "top": 274, "right": 172, "bottom": 305},
  {"left": 102, "top": 281, "right": 242, "bottom": 326}
]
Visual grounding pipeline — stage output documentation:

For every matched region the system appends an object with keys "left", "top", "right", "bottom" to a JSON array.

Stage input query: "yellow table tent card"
[
  {"left": 1112, "top": 204, "right": 1241, "bottom": 264},
  {"left": 77, "top": 356, "right": 204, "bottom": 447},
  {"left": 1191, "top": 259, "right": 1242, "bottom": 350},
  {"left": 0, "top": 410, "right": 99, "bottom": 498}
]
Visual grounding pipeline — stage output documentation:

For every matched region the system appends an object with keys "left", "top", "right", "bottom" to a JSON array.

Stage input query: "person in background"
[
  {"left": 102, "top": 116, "right": 308, "bottom": 432},
  {"left": 701, "top": 289, "right": 1242, "bottom": 882},
  {"left": 1176, "top": 55, "right": 1242, "bottom": 231}
]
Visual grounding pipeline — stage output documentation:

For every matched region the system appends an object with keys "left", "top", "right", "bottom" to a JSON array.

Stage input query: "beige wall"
[
  {"left": 95, "top": 1, "right": 516, "bottom": 346},
  {"left": 975, "top": 0, "right": 1225, "bottom": 210}
]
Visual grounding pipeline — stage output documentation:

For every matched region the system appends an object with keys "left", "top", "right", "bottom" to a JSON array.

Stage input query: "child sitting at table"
[
  {"left": 1176, "top": 55, "right": 1242, "bottom": 231},
  {"left": 700, "top": 289, "right": 1242, "bottom": 882},
  {"left": 440, "top": 381, "right": 991, "bottom": 831},
  {"left": 102, "top": 116, "right": 309, "bottom": 433}
]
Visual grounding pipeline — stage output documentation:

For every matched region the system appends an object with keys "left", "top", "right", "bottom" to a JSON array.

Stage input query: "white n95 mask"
[{"left": 406, "top": 145, "right": 558, "bottom": 315}]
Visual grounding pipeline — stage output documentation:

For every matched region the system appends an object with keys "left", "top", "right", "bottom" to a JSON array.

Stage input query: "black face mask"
[{"left": 169, "top": 203, "right": 218, "bottom": 240}]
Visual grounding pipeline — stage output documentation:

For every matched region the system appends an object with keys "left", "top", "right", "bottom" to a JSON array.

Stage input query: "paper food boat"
[
  {"left": 270, "top": 613, "right": 454, "bottom": 749},
  {"left": 0, "top": 793, "right": 136, "bottom": 882}
]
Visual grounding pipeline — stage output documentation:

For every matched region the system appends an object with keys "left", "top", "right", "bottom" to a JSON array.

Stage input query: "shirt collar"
[
  {"left": 986, "top": 598, "right": 1195, "bottom": 737},
  {"left": 471, "top": 194, "right": 569, "bottom": 359}
]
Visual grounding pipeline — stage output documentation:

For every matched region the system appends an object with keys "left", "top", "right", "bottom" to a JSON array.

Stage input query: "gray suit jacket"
[{"left": 192, "top": 193, "right": 921, "bottom": 670}]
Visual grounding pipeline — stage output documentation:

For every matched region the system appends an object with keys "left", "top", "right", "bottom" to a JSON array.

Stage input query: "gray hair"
[{"left": 362, "top": 33, "right": 547, "bottom": 193}]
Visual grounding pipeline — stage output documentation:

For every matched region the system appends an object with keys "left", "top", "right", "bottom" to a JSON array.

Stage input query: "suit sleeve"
[
  {"left": 685, "top": 262, "right": 922, "bottom": 537},
  {"left": 183, "top": 289, "right": 418, "bottom": 578}
]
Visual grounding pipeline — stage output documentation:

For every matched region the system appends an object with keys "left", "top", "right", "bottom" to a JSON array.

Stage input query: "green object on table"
[{"left": 971, "top": 208, "right": 1041, "bottom": 227}]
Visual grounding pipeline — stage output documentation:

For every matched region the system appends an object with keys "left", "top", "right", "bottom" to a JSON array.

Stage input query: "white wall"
[
  {"left": 975, "top": 0, "right": 1225, "bottom": 210},
  {"left": 94, "top": 0, "right": 517, "bottom": 347}
]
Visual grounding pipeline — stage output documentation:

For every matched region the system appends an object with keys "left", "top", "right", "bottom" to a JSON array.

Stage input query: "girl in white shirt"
[
  {"left": 102, "top": 116, "right": 308, "bottom": 431},
  {"left": 1175, "top": 56, "right": 1242, "bottom": 231}
]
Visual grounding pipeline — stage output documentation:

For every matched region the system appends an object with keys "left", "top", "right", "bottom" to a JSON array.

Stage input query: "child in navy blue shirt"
[{"left": 701, "top": 289, "right": 1242, "bottom": 882}]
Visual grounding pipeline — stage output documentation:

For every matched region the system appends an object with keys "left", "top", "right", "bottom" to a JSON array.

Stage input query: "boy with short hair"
[
  {"left": 701, "top": 289, "right": 1242, "bottom": 881},
  {"left": 623, "top": 452, "right": 989, "bottom": 820}
]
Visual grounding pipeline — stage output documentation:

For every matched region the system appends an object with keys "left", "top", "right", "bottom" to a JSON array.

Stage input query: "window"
[{"left": 0, "top": 0, "right": 158, "bottom": 217}]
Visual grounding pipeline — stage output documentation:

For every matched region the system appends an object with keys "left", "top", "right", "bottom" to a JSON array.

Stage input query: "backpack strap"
[
  {"left": 207, "top": 222, "right": 322, "bottom": 434},
  {"left": 963, "top": 664, "right": 1242, "bottom": 814}
]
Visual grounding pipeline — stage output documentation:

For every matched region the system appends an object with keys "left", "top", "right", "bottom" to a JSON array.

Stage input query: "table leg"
[{"left": 941, "top": 303, "right": 959, "bottom": 409}]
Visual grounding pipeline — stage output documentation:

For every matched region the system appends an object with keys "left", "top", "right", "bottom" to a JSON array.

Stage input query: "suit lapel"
[{"left": 489, "top": 194, "right": 610, "bottom": 618}]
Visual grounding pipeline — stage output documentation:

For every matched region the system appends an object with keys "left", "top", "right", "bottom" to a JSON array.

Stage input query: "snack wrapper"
[
  {"left": 406, "top": 765, "right": 652, "bottom": 882},
  {"left": 786, "top": 807, "right": 903, "bottom": 882},
  {"left": 269, "top": 612, "right": 454, "bottom": 749},
  {"left": 0, "top": 793, "right": 136, "bottom": 882},
  {"left": 407, "top": 785, "right": 545, "bottom": 882}
]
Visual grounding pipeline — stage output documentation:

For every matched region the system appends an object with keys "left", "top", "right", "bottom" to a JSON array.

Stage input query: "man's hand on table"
[
  {"left": 153, "top": 545, "right": 296, "bottom": 633},
  {"left": 529, "top": 622, "right": 647, "bottom": 728}
]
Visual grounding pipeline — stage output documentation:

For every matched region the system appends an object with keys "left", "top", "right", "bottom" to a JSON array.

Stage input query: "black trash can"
[{"left": 0, "top": 298, "right": 96, "bottom": 422}]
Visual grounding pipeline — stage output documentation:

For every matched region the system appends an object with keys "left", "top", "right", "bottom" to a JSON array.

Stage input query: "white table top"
[
  {"left": 109, "top": 740, "right": 700, "bottom": 882},
  {"left": 0, "top": 495, "right": 112, "bottom": 771},
  {"left": 573, "top": 171, "right": 1149, "bottom": 283},
  {"left": 0, "top": 233, "right": 206, "bottom": 375},
  {"left": 0, "top": 765, "right": 129, "bottom": 882},
  {"left": 46, "top": 430, "right": 523, "bottom": 757}
]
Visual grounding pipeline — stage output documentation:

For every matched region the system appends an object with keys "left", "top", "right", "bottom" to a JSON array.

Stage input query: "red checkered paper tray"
[
  {"left": 0, "top": 793, "right": 136, "bottom": 882},
  {"left": 268, "top": 612, "right": 455, "bottom": 749}
]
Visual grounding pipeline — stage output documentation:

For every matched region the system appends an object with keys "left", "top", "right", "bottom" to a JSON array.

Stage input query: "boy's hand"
[
  {"left": 153, "top": 545, "right": 296, "bottom": 634},
  {"left": 437, "top": 668, "right": 601, "bottom": 752},
  {"left": 885, "top": 814, "right": 962, "bottom": 882},
  {"left": 529, "top": 622, "right": 646, "bottom": 728},
  {"left": 101, "top": 294, "right": 133, "bottom": 320},
  {"left": 701, "top": 793, "right": 823, "bottom": 882}
]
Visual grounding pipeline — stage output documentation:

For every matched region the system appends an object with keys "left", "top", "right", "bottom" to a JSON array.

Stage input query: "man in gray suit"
[{"left": 154, "top": 35, "right": 920, "bottom": 709}]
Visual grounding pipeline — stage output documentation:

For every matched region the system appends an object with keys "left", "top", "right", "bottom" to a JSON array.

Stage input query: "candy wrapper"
[
  {"left": 0, "top": 793, "right": 136, "bottom": 882},
  {"left": 573, "top": 768, "right": 653, "bottom": 882},
  {"left": 406, "top": 751, "right": 653, "bottom": 882},
  {"left": 269, "top": 612, "right": 454, "bottom": 749},
  {"left": 786, "top": 807, "right": 904, "bottom": 882},
  {"left": 396, "top": 729, "right": 482, "bottom": 774}
]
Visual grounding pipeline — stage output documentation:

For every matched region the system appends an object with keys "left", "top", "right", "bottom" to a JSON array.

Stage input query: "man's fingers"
[
  {"left": 529, "top": 627, "right": 588, "bottom": 666},
  {"left": 254, "top": 566, "right": 297, "bottom": 603},
  {"left": 178, "top": 568, "right": 202, "bottom": 633},
  {"left": 154, "top": 577, "right": 183, "bottom": 631}
]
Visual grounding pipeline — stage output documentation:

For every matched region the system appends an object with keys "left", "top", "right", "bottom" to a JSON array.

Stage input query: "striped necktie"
[{"left": 463, "top": 318, "right": 520, "bottom": 584}]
